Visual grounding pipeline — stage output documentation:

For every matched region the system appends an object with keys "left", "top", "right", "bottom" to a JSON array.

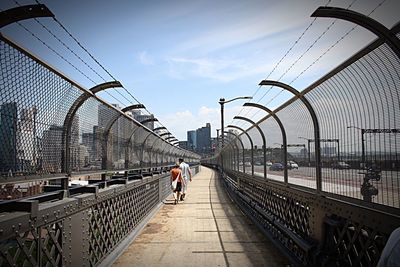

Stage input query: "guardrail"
[
  {"left": 0, "top": 164, "right": 200, "bottom": 266},
  {"left": 203, "top": 17, "right": 400, "bottom": 210},
  {"left": 204, "top": 163, "right": 400, "bottom": 266},
  {"left": 203, "top": 8, "right": 400, "bottom": 266},
  {"left": 0, "top": 33, "right": 200, "bottom": 189},
  {"left": 0, "top": 9, "right": 201, "bottom": 265}
]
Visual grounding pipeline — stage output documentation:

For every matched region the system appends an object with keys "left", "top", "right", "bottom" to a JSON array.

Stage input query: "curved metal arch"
[
  {"left": 243, "top": 103, "right": 288, "bottom": 183},
  {"left": 62, "top": 81, "right": 122, "bottom": 173},
  {"left": 153, "top": 126, "right": 167, "bottom": 132},
  {"left": 140, "top": 127, "right": 167, "bottom": 168},
  {"left": 0, "top": 4, "right": 54, "bottom": 28},
  {"left": 234, "top": 116, "right": 267, "bottom": 179},
  {"left": 159, "top": 141, "right": 173, "bottom": 165},
  {"left": 311, "top": 6, "right": 400, "bottom": 59},
  {"left": 259, "top": 80, "right": 321, "bottom": 192},
  {"left": 149, "top": 137, "right": 165, "bottom": 167},
  {"left": 160, "top": 132, "right": 171, "bottom": 137},
  {"left": 103, "top": 104, "right": 146, "bottom": 138},
  {"left": 101, "top": 105, "right": 149, "bottom": 169},
  {"left": 227, "top": 125, "right": 254, "bottom": 176},
  {"left": 140, "top": 117, "right": 158, "bottom": 125},
  {"left": 222, "top": 134, "right": 239, "bottom": 171},
  {"left": 224, "top": 131, "right": 245, "bottom": 173},
  {"left": 122, "top": 117, "right": 159, "bottom": 166}
]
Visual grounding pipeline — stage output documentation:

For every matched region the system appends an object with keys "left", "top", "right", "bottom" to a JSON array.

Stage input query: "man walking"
[{"left": 179, "top": 158, "right": 192, "bottom": 201}]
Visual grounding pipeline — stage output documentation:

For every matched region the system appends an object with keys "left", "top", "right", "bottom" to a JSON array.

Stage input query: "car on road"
[
  {"left": 270, "top": 163, "right": 284, "bottom": 171},
  {"left": 287, "top": 161, "right": 299, "bottom": 169},
  {"left": 332, "top": 161, "right": 350, "bottom": 169}
]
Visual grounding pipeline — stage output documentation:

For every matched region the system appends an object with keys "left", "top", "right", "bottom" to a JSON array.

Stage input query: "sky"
[{"left": 1, "top": 0, "right": 399, "bottom": 141}]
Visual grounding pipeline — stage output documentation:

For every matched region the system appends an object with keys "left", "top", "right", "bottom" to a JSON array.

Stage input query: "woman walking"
[{"left": 170, "top": 163, "right": 185, "bottom": 204}]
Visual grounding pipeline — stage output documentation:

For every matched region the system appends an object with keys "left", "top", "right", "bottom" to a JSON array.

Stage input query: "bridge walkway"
[{"left": 113, "top": 166, "right": 291, "bottom": 267}]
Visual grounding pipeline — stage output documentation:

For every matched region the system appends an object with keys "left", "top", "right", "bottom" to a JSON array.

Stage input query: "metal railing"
[
  {"left": 0, "top": 34, "right": 200, "bottom": 188},
  {"left": 0, "top": 12, "right": 201, "bottom": 266},
  {"left": 203, "top": 8, "right": 400, "bottom": 267},
  {"left": 0, "top": 165, "right": 200, "bottom": 266}
]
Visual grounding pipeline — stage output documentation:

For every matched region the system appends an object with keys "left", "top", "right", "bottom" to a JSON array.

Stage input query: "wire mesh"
[
  {"left": 0, "top": 36, "right": 200, "bottom": 200},
  {"left": 306, "top": 42, "right": 400, "bottom": 207},
  {"left": 213, "top": 30, "right": 400, "bottom": 209}
]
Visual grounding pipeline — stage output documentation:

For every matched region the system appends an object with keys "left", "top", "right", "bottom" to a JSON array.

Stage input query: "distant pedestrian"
[
  {"left": 170, "top": 162, "right": 184, "bottom": 204},
  {"left": 179, "top": 158, "right": 192, "bottom": 201}
]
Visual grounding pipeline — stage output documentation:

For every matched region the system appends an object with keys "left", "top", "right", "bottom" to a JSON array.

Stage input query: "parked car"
[
  {"left": 266, "top": 161, "right": 273, "bottom": 166},
  {"left": 332, "top": 161, "right": 350, "bottom": 169},
  {"left": 287, "top": 161, "right": 299, "bottom": 169},
  {"left": 270, "top": 163, "right": 284, "bottom": 171}
]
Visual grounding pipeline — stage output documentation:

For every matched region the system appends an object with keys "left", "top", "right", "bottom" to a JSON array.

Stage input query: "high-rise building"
[
  {"left": 178, "top": 141, "right": 188, "bottom": 150},
  {"left": 134, "top": 113, "right": 155, "bottom": 130},
  {"left": 17, "top": 106, "right": 38, "bottom": 172},
  {"left": 196, "top": 123, "right": 211, "bottom": 154},
  {"left": 42, "top": 125, "right": 63, "bottom": 173},
  {"left": 98, "top": 104, "right": 123, "bottom": 164},
  {"left": 187, "top": 130, "right": 196, "bottom": 151},
  {"left": 82, "top": 132, "right": 95, "bottom": 161},
  {"left": 41, "top": 115, "right": 79, "bottom": 173},
  {"left": 0, "top": 102, "right": 18, "bottom": 174}
]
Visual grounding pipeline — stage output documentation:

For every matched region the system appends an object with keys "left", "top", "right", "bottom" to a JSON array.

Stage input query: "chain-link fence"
[
  {"left": 206, "top": 27, "right": 400, "bottom": 209},
  {"left": 0, "top": 34, "right": 200, "bottom": 199}
]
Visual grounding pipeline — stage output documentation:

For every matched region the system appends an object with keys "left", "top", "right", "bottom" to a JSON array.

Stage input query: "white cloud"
[
  {"left": 166, "top": 56, "right": 272, "bottom": 82},
  {"left": 138, "top": 51, "right": 154, "bottom": 65},
  {"left": 175, "top": 2, "right": 309, "bottom": 54}
]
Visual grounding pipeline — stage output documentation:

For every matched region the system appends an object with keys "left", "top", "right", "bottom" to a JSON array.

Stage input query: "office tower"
[
  {"left": 196, "top": 123, "right": 211, "bottom": 154},
  {"left": 187, "top": 130, "right": 196, "bottom": 151},
  {"left": 0, "top": 102, "right": 18, "bottom": 174}
]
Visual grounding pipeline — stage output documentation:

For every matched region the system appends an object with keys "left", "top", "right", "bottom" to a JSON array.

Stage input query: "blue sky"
[{"left": 1, "top": 0, "right": 399, "bottom": 140}]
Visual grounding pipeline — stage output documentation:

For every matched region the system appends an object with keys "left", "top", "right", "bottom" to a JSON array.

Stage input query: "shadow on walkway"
[{"left": 113, "top": 166, "right": 291, "bottom": 267}]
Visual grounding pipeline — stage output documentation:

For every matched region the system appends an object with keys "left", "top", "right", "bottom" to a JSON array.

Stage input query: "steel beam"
[
  {"left": 243, "top": 103, "right": 288, "bottom": 184},
  {"left": 227, "top": 125, "right": 254, "bottom": 176},
  {"left": 224, "top": 131, "right": 245, "bottom": 173},
  {"left": 234, "top": 116, "right": 267, "bottom": 179},
  {"left": 62, "top": 81, "right": 122, "bottom": 178},
  {"left": 0, "top": 4, "right": 54, "bottom": 28},
  {"left": 311, "top": 6, "right": 400, "bottom": 59},
  {"left": 259, "top": 80, "right": 322, "bottom": 193}
]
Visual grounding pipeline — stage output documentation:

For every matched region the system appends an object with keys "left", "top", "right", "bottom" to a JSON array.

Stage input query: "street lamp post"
[
  {"left": 219, "top": 96, "right": 252, "bottom": 172},
  {"left": 219, "top": 96, "right": 252, "bottom": 148},
  {"left": 298, "top": 137, "right": 311, "bottom": 166},
  {"left": 347, "top": 126, "right": 365, "bottom": 168}
]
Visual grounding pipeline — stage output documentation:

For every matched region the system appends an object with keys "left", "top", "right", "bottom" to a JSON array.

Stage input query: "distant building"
[
  {"left": 17, "top": 106, "right": 38, "bottom": 172},
  {"left": 187, "top": 130, "right": 196, "bottom": 151},
  {"left": 98, "top": 104, "right": 124, "bottom": 164},
  {"left": 42, "top": 125, "right": 63, "bottom": 173},
  {"left": 134, "top": 113, "right": 155, "bottom": 130},
  {"left": 178, "top": 141, "right": 188, "bottom": 149},
  {"left": 0, "top": 182, "right": 42, "bottom": 200},
  {"left": 82, "top": 132, "right": 95, "bottom": 161},
  {"left": 196, "top": 123, "right": 211, "bottom": 154},
  {"left": 77, "top": 144, "right": 89, "bottom": 169},
  {"left": 0, "top": 102, "right": 18, "bottom": 174}
]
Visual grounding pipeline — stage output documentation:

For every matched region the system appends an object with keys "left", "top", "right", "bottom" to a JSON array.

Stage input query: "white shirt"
[{"left": 180, "top": 162, "right": 190, "bottom": 180}]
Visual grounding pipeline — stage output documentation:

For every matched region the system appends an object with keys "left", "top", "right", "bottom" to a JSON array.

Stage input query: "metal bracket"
[{"left": 0, "top": 4, "right": 54, "bottom": 28}]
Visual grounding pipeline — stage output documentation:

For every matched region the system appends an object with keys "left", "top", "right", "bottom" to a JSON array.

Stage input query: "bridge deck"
[{"left": 113, "top": 166, "right": 290, "bottom": 267}]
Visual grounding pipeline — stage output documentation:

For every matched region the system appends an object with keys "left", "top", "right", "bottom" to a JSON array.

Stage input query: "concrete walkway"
[{"left": 113, "top": 166, "right": 291, "bottom": 267}]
